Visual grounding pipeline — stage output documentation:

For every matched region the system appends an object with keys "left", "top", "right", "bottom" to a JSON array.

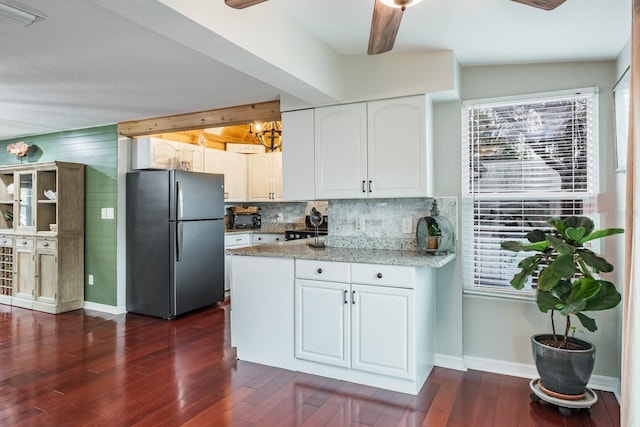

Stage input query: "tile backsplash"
[
  {"left": 225, "top": 197, "right": 457, "bottom": 252},
  {"left": 326, "top": 197, "right": 457, "bottom": 251},
  {"left": 225, "top": 201, "right": 328, "bottom": 231}
]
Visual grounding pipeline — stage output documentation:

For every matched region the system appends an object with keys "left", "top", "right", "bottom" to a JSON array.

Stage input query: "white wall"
[
  {"left": 433, "top": 101, "right": 464, "bottom": 367},
  {"left": 614, "top": 38, "right": 632, "bottom": 398},
  {"left": 432, "top": 61, "right": 622, "bottom": 383}
]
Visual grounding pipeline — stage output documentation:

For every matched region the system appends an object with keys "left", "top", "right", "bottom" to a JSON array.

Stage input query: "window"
[{"left": 461, "top": 89, "right": 598, "bottom": 296}]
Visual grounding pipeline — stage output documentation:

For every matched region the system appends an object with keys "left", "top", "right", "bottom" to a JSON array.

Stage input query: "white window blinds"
[{"left": 462, "top": 90, "right": 598, "bottom": 294}]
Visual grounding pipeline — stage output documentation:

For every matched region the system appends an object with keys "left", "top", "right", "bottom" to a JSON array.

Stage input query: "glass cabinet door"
[{"left": 15, "top": 171, "right": 35, "bottom": 231}]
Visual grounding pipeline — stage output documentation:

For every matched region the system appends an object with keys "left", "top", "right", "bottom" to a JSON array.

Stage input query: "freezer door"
[
  {"left": 171, "top": 171, "right": 224, "bottom": 220},
  {"left": 171, "top": 219, "right": 224, "bottom": 316}
]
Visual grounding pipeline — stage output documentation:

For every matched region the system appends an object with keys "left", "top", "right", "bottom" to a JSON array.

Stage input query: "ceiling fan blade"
[
  {"left": 224, "top": 0, "right": 268, "bottom": 9},
  {"left": 368, "top": 0, "right": 404, "bottom": 55},
  {"left": 511, "top": 0, "right": 566, "bottom": 11}
]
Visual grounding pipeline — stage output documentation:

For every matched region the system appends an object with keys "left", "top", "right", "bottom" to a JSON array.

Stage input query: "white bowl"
[{"left": 44, "top": 190, "right": 57, "bottom": 200}]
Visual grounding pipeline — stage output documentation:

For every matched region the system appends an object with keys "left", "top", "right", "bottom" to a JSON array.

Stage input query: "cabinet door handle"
[
  {"left": 343, "top": 290, "right": 348, "bottom": 304},
  {"left": 351, "top": 290, "right": 356, "bottom": 304},
  {"left": 317, "top": 268, "right": 322, "bottom": 274},
  {"left": 362, "top": 180, "right": 366, "bottom": 193},
  {"left": 377, "top": 273, "right": 383, "bottom": 279},
  {"left": 368, "top": 180, "right": 373, "bottom": 193},
  {"left": 43, "top": 242, "right": 49, "bottom": 247}
]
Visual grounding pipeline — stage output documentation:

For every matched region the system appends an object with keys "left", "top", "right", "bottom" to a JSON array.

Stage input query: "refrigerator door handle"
[
  {"left": 176, "top": 180, "right": 184, "bottom": 220},
  {"left": 176, "top": 222, "right": 183, "bottom": 262}
]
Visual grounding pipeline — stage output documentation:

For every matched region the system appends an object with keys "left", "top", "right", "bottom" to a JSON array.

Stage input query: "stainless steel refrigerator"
[{"left": 126, "top": 169, "right": 225, "bottom": 319}]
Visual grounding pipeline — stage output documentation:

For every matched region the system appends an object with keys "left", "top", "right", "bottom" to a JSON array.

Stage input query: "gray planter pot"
[{"left": 531, "top": 334, "right": 595, "bottom": 396}]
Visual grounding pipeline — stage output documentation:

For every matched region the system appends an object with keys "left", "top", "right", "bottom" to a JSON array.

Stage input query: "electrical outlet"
[
  {"left": 402, "top": 217, "right": 412, "bottom": 233},
  {"left": 276, "top": 212, "right": 284, "bottom": 221},
  {"left": 356, "top": 217, "right": 366, "bottom": 232},
  {"left": 88, "top": 274, "right": 94, "bottom": 285}
]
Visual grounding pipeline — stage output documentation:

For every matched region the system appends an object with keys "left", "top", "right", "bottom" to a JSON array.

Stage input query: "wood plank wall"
[{"left": 0, "top": 125, "right": 118, "bottom": 306}]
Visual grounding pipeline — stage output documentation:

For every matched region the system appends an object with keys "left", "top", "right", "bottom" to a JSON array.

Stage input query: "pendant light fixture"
[{"left": 250, "top": 121, "right": 282, "bottom": 152}]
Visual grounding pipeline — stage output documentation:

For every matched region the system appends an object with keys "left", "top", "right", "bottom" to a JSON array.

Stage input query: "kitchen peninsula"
[{"left": 228, "top": 240, "right": 455, "bottom": 395}]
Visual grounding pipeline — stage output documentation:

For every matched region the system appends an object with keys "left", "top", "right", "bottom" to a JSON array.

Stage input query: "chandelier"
[{"left": 250, "top": 121, "right": 282, "bottom": 152}]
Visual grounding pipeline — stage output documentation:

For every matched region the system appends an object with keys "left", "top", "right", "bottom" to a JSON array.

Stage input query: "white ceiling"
[{"left": 0, "top": 0, "right": 631, "bottom": 140}]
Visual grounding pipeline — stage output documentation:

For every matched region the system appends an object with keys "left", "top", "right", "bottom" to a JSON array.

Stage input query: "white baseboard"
[
  {"left": 464, "top": 355, "right": 620, "bottom": 393},
  {"left": 83, "top": 301, "right": 127, "bottom": 315},
  {"left": 435, "top": 353, "right": 467, "bottom": 371}
]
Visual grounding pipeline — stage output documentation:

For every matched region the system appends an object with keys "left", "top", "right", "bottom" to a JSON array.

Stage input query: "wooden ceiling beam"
[{"left": 117, "top": 100, "right": 281, "bottom": 137}]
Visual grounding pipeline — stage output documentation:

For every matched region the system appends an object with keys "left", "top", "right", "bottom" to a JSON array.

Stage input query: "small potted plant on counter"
[
  {"left": 427, "top": 220, "right": 441, "bottom": 250},
  {"left": 500, "top": 216, "right": 623, "bottom": 405}
]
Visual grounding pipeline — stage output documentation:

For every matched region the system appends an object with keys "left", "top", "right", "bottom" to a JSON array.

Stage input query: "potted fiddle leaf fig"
[{"left": 501, "top": 216, "right": 623, "bottom": 398}]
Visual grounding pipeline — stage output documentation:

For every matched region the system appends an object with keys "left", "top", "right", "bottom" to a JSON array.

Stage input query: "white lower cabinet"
[
  {"left": 351, "top": 283, "right": 413, "bottom": 379},
  {"left": 230, "top": 256, "right": 295, "bottom": 370},
  {"left": 224, "top": 233, "right": 250, "bottom": 293},
  {"left": 230, "top": 255, "right": 435, "bottom": 395},
  {"left": 295, "top": 279, "right": 351, "bottom": 367},
  {"left": 250, "top": 233, "right": 284, "bottom": 245},
  {"left": 293, "top": 259, "right": 432, "bottom": 394},
  {"left": 295, "top": 278, "right": 413, "bottom": 379}
]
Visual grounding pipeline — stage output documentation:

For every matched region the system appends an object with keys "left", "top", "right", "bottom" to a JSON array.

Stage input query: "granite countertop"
[
  {"left": 225, "top": 228, "right": 288, "bottom": 235},
  {"left": 226, "top": 238, "right": 455, "bottom": 268}
]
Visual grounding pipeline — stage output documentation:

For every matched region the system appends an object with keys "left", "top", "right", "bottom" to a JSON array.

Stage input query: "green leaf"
[
  {"left": 537, "top": 266, "right": 560, "bottom": 291},
  {"left": 575, "top": 312, "right": 597, "bottom": 332},
  {"left": 517, "top": 254, "right": 542, "bottom": 269},
  {"left": 567, "top": 277, "right": 600, "bottom": 304},
  {"left": 546, "top": 234, "right": 575, "bottom": 255},
  {"left": 577, "top": 249, "right": 614, "bottom": 273},
  {"left": 564, "top": 217, "right": 595, "bottom": 236},
  {"left": 550, "top": 279, "right": 573, "bottom": 301},
  {"left": 584, "top": 281, "right": 622, "bottom": 311},
  {"left": 536, "top": 291, "right": 561, "bottom": 313},
  {"left": 501, "top": 240, "right": 549, "bottom": 252},
  {"left": 559, "top": 299, "right": 586, "bottom": 317},
  {"left": 550, "top": 254, "right": 576, "bottom": 278},
  {"left": 509, "top": 262, "right": 538, "bottom": 290},
  {"left": 548, "top": 218, "right": 567, "bottom": 235},
  {"left": 526, "top": 229, "right": 546, "bottom": 243},
  {"left": 578, "top": 228, "right": 624, "bottom": 244},
  {"left": 564, "top": 226, "right": 586, "bottom": 243}
]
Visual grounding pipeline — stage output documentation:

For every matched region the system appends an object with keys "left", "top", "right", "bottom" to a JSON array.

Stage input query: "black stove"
[{"left": 285, "top": 215, "right": 328, "bottom": 241}]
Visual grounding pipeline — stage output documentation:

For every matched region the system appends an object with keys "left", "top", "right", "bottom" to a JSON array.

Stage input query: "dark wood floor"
[{"left": 0, "top": 303, "right": 619, "bottom": 426}]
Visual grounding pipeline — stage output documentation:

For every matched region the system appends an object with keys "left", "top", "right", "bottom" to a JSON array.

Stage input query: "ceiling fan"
[
  {"left": 225, "top": 0, "right": 566, "bottom": 55},
  {"left": 511, "top": 0, "right": 566, "bottom": 11},
  {"left": 224, "top": 0, "right": 424, "bottom": 55}
]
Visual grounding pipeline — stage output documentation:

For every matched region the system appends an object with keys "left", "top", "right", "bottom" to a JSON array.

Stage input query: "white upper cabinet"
[
  {"left": 314, "top": 103, "right": 368, "bottom": 199},
  {"left": 248, "top": 152, "right": 282, "bottom": 202},
  {"left": 131, "top": 137, "right": 179, "bottom": 170},
  {"left": 222, "top": 151, "right": 248, "bottom": 202},
  {"left": 367, "top": 96, "right": 430, "bottom": 198},
  {"left": 131, "top": 136, "right": 203, "bottom": 172},
  {"left": 204, "top": 148, "right": 247, "bottom": 202},
  {"left": 178, "top": 143, "right": 204, "bottom": 172},
  {"left": 282, "top": 109, "right": 315, "bottom": 201},
  {"left": 203, "top": 147, "right": 225, "bottom": 175},
  {"left": 314, "top": 95, "right": 432, "bottom": 199}
]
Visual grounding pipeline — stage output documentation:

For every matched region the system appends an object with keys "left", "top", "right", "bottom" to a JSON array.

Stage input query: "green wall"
[{"left": 0, "top": 125, "right": 118, "bottom": 305}]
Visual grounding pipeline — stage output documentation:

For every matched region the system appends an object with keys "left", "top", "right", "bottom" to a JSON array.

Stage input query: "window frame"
[{"left": 461, "top": 88, "right": 600, "bottom": 299}]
